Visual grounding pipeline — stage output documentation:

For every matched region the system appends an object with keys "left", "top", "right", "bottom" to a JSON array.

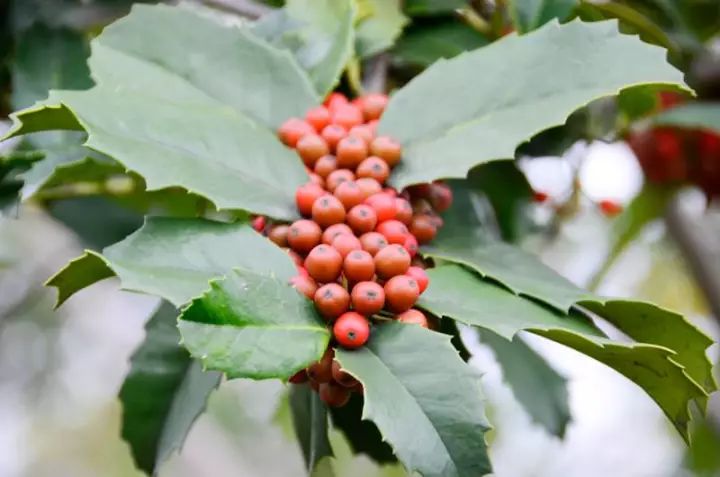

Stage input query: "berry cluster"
[{"left": 254, "top": 92, "right": 452, "bottom": 407}]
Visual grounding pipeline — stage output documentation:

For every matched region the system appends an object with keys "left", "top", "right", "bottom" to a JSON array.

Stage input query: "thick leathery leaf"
[
  {"left": 392, "top": 20, "right": 489, "bottom": 68},
  {"left": 119, "top": 301, "right": 221, "bottom": 475},
  {"left": 509, "top": 0, "right": 577, "bottom": 33},
  {"left": 47, "top": 217, "right": 295, "bottom": 307},
  {"left": 355, "top": 0, "right": 408, "bottom": 58},
  {"left": 335, "top": 322, "right": 492, "bottom": 477},
  {"left": 329, "top": 393, "right": 396, "bottom": 464},
  {"left": 5, "top": 4, "right": 317, "bottom": 219},
  {"left": 420, "top": 265, "right": 708, "bottom": 439},
  {"left": 253, "top": 0, "right": 355, "bottom": 96},
  {"left": 379, "top": 19, "right": 688, "bottom": 189},
  {"left": 479, "top": 329, "right": 571, "bottom": 437},
  {"left": 178, "top": 268, "right": 330, "bottom": 379},
  {"left": 654, "top": 103, "right": 720, "bottom": 131},
  {"left": 289, "top": 384, "right": 334, "bottom": 474}
]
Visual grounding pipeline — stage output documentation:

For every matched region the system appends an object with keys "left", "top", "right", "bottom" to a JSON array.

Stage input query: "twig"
[
  {"left": 200, "top": 0, "right": 272, "bottom": 20},
  {"left": 361, "top": 53, "right": 390, "bottom": 94}
]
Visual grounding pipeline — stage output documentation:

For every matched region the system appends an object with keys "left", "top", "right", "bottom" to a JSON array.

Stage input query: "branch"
[{"left": 361, "top": 53, "right": 390, "bottom": 94}]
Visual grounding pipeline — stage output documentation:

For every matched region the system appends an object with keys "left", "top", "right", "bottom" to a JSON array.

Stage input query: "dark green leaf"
[
  {"left": 479, "top": 330, "right": 570, "bottom": 437},
  {"left": 379, "top": 19, "right": 688, "bottom": 189},
  {"left": 289, "top": 384, "right": 334, "bottom": 474},
  {"left": 404, "top": 0, "right": 467, "bottom": 17},
  {"left": 253, "top": 0, "right": 355, "bottom": 96},
  {"left": 335, "top": 322, "right": 492, "bottom": 477},
  {"left": 355, "top": 0, "right": 408, "bottom": 58},
  {"left": 120, "top": 301, "right": 221, "bottom": 475},
  {"left": 6, "top": 4, "right": 317, "bottom": 219},
  {"left": 47, "top": 217, "right": 296, "bottom": 307},
  {"left": 509, "top": 0, "right": 577, "bottom": 33},
  {"left": 178, "top": 268, "right": 330, "bottom": 379},
  {"left": 392, "top": 19, "right": 489, "bottom": 68}
]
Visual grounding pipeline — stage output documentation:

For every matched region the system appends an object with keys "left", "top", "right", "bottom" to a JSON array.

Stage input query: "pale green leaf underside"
[
  {"left": 654, "top": 103, "right": 720, "bottom": 132},
  {"left": 379, "top": 19, "right": 689, "bottom": 188},
  {"left": 289, "top": 384, "right": 334, "bottom": 474},
  {"left": 46, "top": 217, "right": 295, "bottom": 307},
  {"left": 5, "top": 4, "right": 317, "bottom": 219},
  {"left": 179, "top": 268, "right": 330, "bottom": 379},
  {"left": 336, "top": 322, "right": 492, "bottom": 477},
  {"left": 420, "top": 265, "right": 707, "bottom": 439},
  {"left": 119, "top": 301, "right": 221, "bottom": 475}
]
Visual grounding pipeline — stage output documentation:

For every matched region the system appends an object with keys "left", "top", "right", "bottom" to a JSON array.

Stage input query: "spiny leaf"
[
  {"left": 47, "top": 217, "right": 295, "bottom": 307},
  {"left": 335, "top": 322, "right": 492, "bottom": 477},
  {"left": 178, "top": 268, "right": 330, "bottom": 379},
  {"left": 392, "top": 20, "right": 489, "bottom": 68},
  {"left": 120, "top": 301, "right": 221, "bottom": 476},
  {"left": 355, "top": 0, "right": 408, "bottom": 58},
  {"left": 379, "top": 19, "right": 688, "bottom": 189},
  {"left": 289, "top": 384, "right": 335, "bottom": 474},
  {"left": 508, "top": 0, "right": 577, "bottom": 33}
]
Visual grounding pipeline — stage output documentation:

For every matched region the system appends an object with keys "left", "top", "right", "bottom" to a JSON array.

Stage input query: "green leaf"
[
  {"left": 379, "top": 19, "right": 688, "bottom": 189},
  {"left": 355, "top": 0, "right": 408, "bottom": 58},
  {"left": 335, "top": 322, "right": 492, "bottom": 477},
  {"left": 119, "top": 301, "right": 222, "bottom": 475},
  {"left": 508, "top": 0, "right": 577, "bottom": 33},
  {"left": 404, "top": 0, "right": 467, "bottom": 16},
  {"left": 178, "top": 268, "right": 330, "bottom": 379},
  {"left": 392, "top": 19, "right": 489, "bottom": 68},
  {"left": 419, "top": 264, "right": 708, "bottom": 439},
  {"left": 47, "top": 217, "right": 296, "bottom": 307},
  {"left": 6, "top": 4, "right": 317, "bottom": 219},
  {"left": 253, "top": 0, "right": 356, "bottom": 96},
  {"left": 654, "top": 103, "right": 720, "bottom": 132},
  {"left": 479, "top": 330, "right": 571, "bottom": 437},
  {"left": 289, "top": 384, "right": 334, "bottom": 474},
  {"left": 328, "top": 393, "right": 397, "bottom": 464}
]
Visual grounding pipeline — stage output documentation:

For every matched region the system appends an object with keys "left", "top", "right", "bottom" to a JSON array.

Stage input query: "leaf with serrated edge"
[
  {"left": 509, "top": 0, "right": 576, "bottom": 33},
  {"left": 356, "top": 0, "right": 408, "bottom": 58},
  {"left": 46, "top": 217, "right": 295, "bottom": 307},
  {"left": 479, "top": 330, "right": 571, "bottom": 437},
  {"left": 289, "top": 384, "right": 334, "bottom": 474},
  {"left": 379, "top": 19, "right": 689, "bottom": 189},
  {"left": 419, "top": 264, "right": 708, "bottom": 439},
  {"left": 335, "top": 322, "right": 492, "bottom": 477},
  {"left": 120, "top": 301, "right": 221, "bottom": 475},
  {"left": 4, "top": 4, "right": 318, "bottom": 220},
  {"left": 179, "top": 268, "right": 329, "bottom": 379},
  {"left": 654, "top": 103, "right": 720, "bottom": 132}
]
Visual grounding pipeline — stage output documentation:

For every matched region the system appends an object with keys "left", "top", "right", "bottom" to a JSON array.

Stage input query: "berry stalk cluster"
[{"left": 252, "top": 92, "right": 452, "bottom": 407}]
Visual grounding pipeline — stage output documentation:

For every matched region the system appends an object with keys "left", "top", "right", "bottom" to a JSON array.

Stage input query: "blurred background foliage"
[{"left": 1, "top": 0, "right": 719, "bottom": 476}]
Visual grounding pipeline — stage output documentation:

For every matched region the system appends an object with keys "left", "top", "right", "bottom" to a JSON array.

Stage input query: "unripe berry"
[
  {"left": 336, "top": 136, "right": 368, "bottom": 169},
  {"left": 405, "top": 266, "right": 429, "bottom": 293},
  {"left": 326, "top": 169, "right": 355, "bottom": 193},
  {"left": 374, "top": 244, "right": 411, "bottom": 279},
  {"left": 365, "top": 193, "right": 396, "bottom": 223},
  {"left": 314, "top": 155, "right": 337, "bottom": 179},
  {"left": 397, "top": 309, "right": 429, "bottom": 328},
  {"left": 376, "top": 220, "right": 409, "bottom": 245},
  {"left": 314, "top": 283, "right": 350, "bottom": 320},
  {"left": 346, "top": 204, "right": 378, "bottom": 235},
  {"left": 319, "top": 381, "right": 351, "bottom": 407},
  {"left": 384, "top": 275, "right": 420, "bottom": 312},
  {"left": 322, "top": 223, "right": 353, "bottom": 245},
  {"left": 359, "top": 231, "right": 388, "bottom": 256},
  {"left": 351, "top": 281, "right": 385, "bottom": 315},
  {"left": 295, "top": 182, "right": 326, "bottom": 216},
  {"left": 296, "top": 134, "right": 329, "bottom": 167},
  {"left": 305, "top": 244, "right": 343, "bottom": 283},
  {"left": 331, "top": 234, "right": 362, "bottom": 258},
  {"left": 333, "top": 312, "right": 370, "bottom": 348},
  {"left": 306, "top": 106, "right": 331, "bottom": 132},
  {"left": 289, "top": 274, "right": 318, "bottom": 299},
  {"left": 409, "top": 215, "right": 437, "bottom": 244},
  {"left": 288, "top": 219, "right": 322, "bottom": 254},
  {"left": 312, "top": 195, "right": 346, "bottom": 228},
  {"left": 278, "top": 118, "right": 314, "bottom": 147},
  {"left": 370, "top": 136, "right": 402, "bottom": 167},
  {"left": 334, "top": 180, "right": 365, "bottom": 210},
  {"left": 307, "top": 347, "right": 334, "bottom": 383},
  {"left": 356, "top": 156, "right": 390, "bottom": 184}
]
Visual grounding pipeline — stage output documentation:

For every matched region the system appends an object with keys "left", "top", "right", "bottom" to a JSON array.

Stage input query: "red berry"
[
  {"left": 346, "top": 204, "right": 378, "bottom": 235},
  {"left": 376, "top": 220, "right": 409, "bottom": 245},
  {"left": 332, "top": 360, "right": 358, "bottom": 387},
  {"left": 409, "top": 215, "right": 437, "bottom": 244},
  {"left": 361, "top": 93, "right": 388, "bottom": 121},
  {"left": 326, "top": 169, "right": 355, "bottom": 193},
  {"left": 359, "top": 231, "right": 388, "bottom": 256},
  {"left": 533, "top": 191, "right": 549, "bottom": 203},
  {"left": 289, "top": 274, "right": 318, "bottom": 299},
  {"left": 325, "top": 92, "right": 349, "bottom": 111},
  {"left": 370, "top": 136, "right": 402, "bottom": 167},
  {"left": 278, "top": 118, "right": 314, "bottom": 147},
  {"left": 322, "top": 223, "right": 353, "bottom": 245},
  {"left": 289, "top": 369, "right": 309, "bottom": 383},
  {"left": 365, "top": 193, "right": 396, "bottom": 223},
  {"left": 397, "top": 309, "right": 428, "bottom": 328},
  {"left": 343, "top": 250, "right": 375, "bottom": 282},
  {"left": 312, "top": 195, "right": 347, "bottom": 228},
  {"left": 319, "top": 381, "right": 351, "bottom": 407},
  {"left": 403, "top": 234, "right": 418, "bottom": 258},
  {"left": 356, "top": 177, "right": 383, "bottom": 199},
  {"left": 405, "top": 266, "right": 429, "bottom": 293},
  {"left": 321, "top": 124, "right": 347, "bottom": 152},
  {"left": 288, "top": 219, "right": 322, "bottom": 254},
  {"left": 356, "top": 156, "right": 390, "bottom": 184},
  {"left": 305, "top": 244, "right": 343, "bottom": 283},
  {"left": 429, "top": 182, "right": 453, "bottom": 213},
  {"left": 333, "top": 312, "right": 370, "bottom": 348},
  {"left": 599, "top": 199, "right": 623, "bottom": 217},
  {"left": 314, "top": 283, "right": 350, "bottom": 320},
  {"left": 332, "top": 104, "right": 364, "bottom": 130},
  {"left": 336, "top": 136, "right": 368, "bottom": 169},
  {"left": 252, "top": 215, "right": 266, "bottom": 233},
  {"left": 314, "top": 154, "right": 337, "bottom": 179},
  {"left": 306, "top": 106, "right": 331, "bottom": 132},
  {"left": 334, "top": 180, "right": 365, "bottom": 210},
  {"left": 296, "top": 182, "right": 326, "bottom": 216},
  {"left": 351, "top": 281, "right": 385, "bottom": 315},
  {"left": 374, "top": 244, "right": 411, "bottom": 279},
  {"left": 394, "top": 198, "right": 413, "bottom": 225},
  {"left": 308, "top": 172, "right": 325, "bottom": 187},
  {"left": 307, "top": 347, "right": 334, "bottom": 383},
  {"left": 268, "top": 224, "right": 289, "bottom": 247},
  {"left": 296, "top": 134, "right": 329, "bottom": 167},
  {"left": 348, "top": 124, "right": 374, "bottom": 145},
  {"left": 384, "top": 275, "right": 420, "bottom": 312},
  {"left": 332, "top": 234, "right": 362, "bottom": 258}
]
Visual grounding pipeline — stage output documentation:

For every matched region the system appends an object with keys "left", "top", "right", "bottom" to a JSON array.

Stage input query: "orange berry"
[
  {"left": 326, "top": 169, "right": 355, "bottom": 193},
  {"left": 429, "top": 182, "right": 453, "bottom": 213},
  {"left": 288, "top": 219, "right": 322, "bottom": 254},
  {"left": 403, "top": 234, "right": 418, "bottom": 258},
  {"left": 349, "top": 124, "right": 374, "bottom": 145},
  {"left": 374, "top": 244, "right": 411, "bottom": 279},
  {"left": 370, "top": 136, "right": 402, "bottom": 167},
  {"left": 405, "top": 266, "right": 429, "bottom": 293},
  {"left": 394, "top": 198, "right": 413, "bottom": 225},
  {"left": 397, "top": 309, "right": 429, "bottom": 328},
  {"left": 361, "top": 93, "right": 388, "bottom": 121},
  {"left": 365, "top": 193, "right": 396, "bottom": 223},
  {"left": 333, "top": 312, "right": 370, "bottom": 349},
  {"left": 322, "top": 223, "right": 353, "bottom": 245},
  {"left": 305, "top": 244, "right": 343, "bottom": 283},
  {"left": 356, "top": 156, "right": 390, "bottom": 184},
  {"left": 278, "top": 118, "right": 315, "bottom": 147},
  {"left": 296, "top": 134, "right": 329, "bottom": 168},
  {"left": 332, "top": 234, "right": 362, "bottom": 258},
  {"left": 312, "top": 195, "right": 347, "bottom": 228},
  {"left": 332, "top": 104, "right": 364, "bottom": 130},
  {"left": 356, "top": 177, "right": 383, "bottom": 199},
  {"left": 314, "top": 283, "right": 350, "bottom": 319},
  {"left": 314, "top": 155, "right": 338, "bottom": 179},
  {"left": 321, "top": 124, "right": 347, "bottom": 152},
  {"left": 384, "top": 275, "right": 420, "bottom": 312},
  {"left": 359, "top": 231, "right": 388, "bottom": 256},
  {"left": 376, "top": 220, "right": 409, "bottom": 245},
  {"left": 336, "top": 136, "right": 368, "bottom": 169},
  {"left": 268, "top": 224, "right": 289, "bottom": 247},
  {"left": 296, "top": 182, "right": 326, "bottom": 216},
  {"left": 409, "top": 215, "right": 437, "bottom": 244},
  {"left": 289, "top": 274, "right": 318, "bottom": 299},
  {"left": 343, "top": 250, "right": 375, "bottom": 283},
  {"left": 351, "top": 281, "right": 385, "bottom": 315},
  {"left": 334, "top": 180, "right": 365, "bottom": 210},
  {"left": 325, "top": 92, "right": 349, "bottom": 112},
  {"left": 346, "top": 204, "right": 378, "bottom": 235},
  {"left": 306, "top": 106, "right": 331, "bottom": 132}
]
